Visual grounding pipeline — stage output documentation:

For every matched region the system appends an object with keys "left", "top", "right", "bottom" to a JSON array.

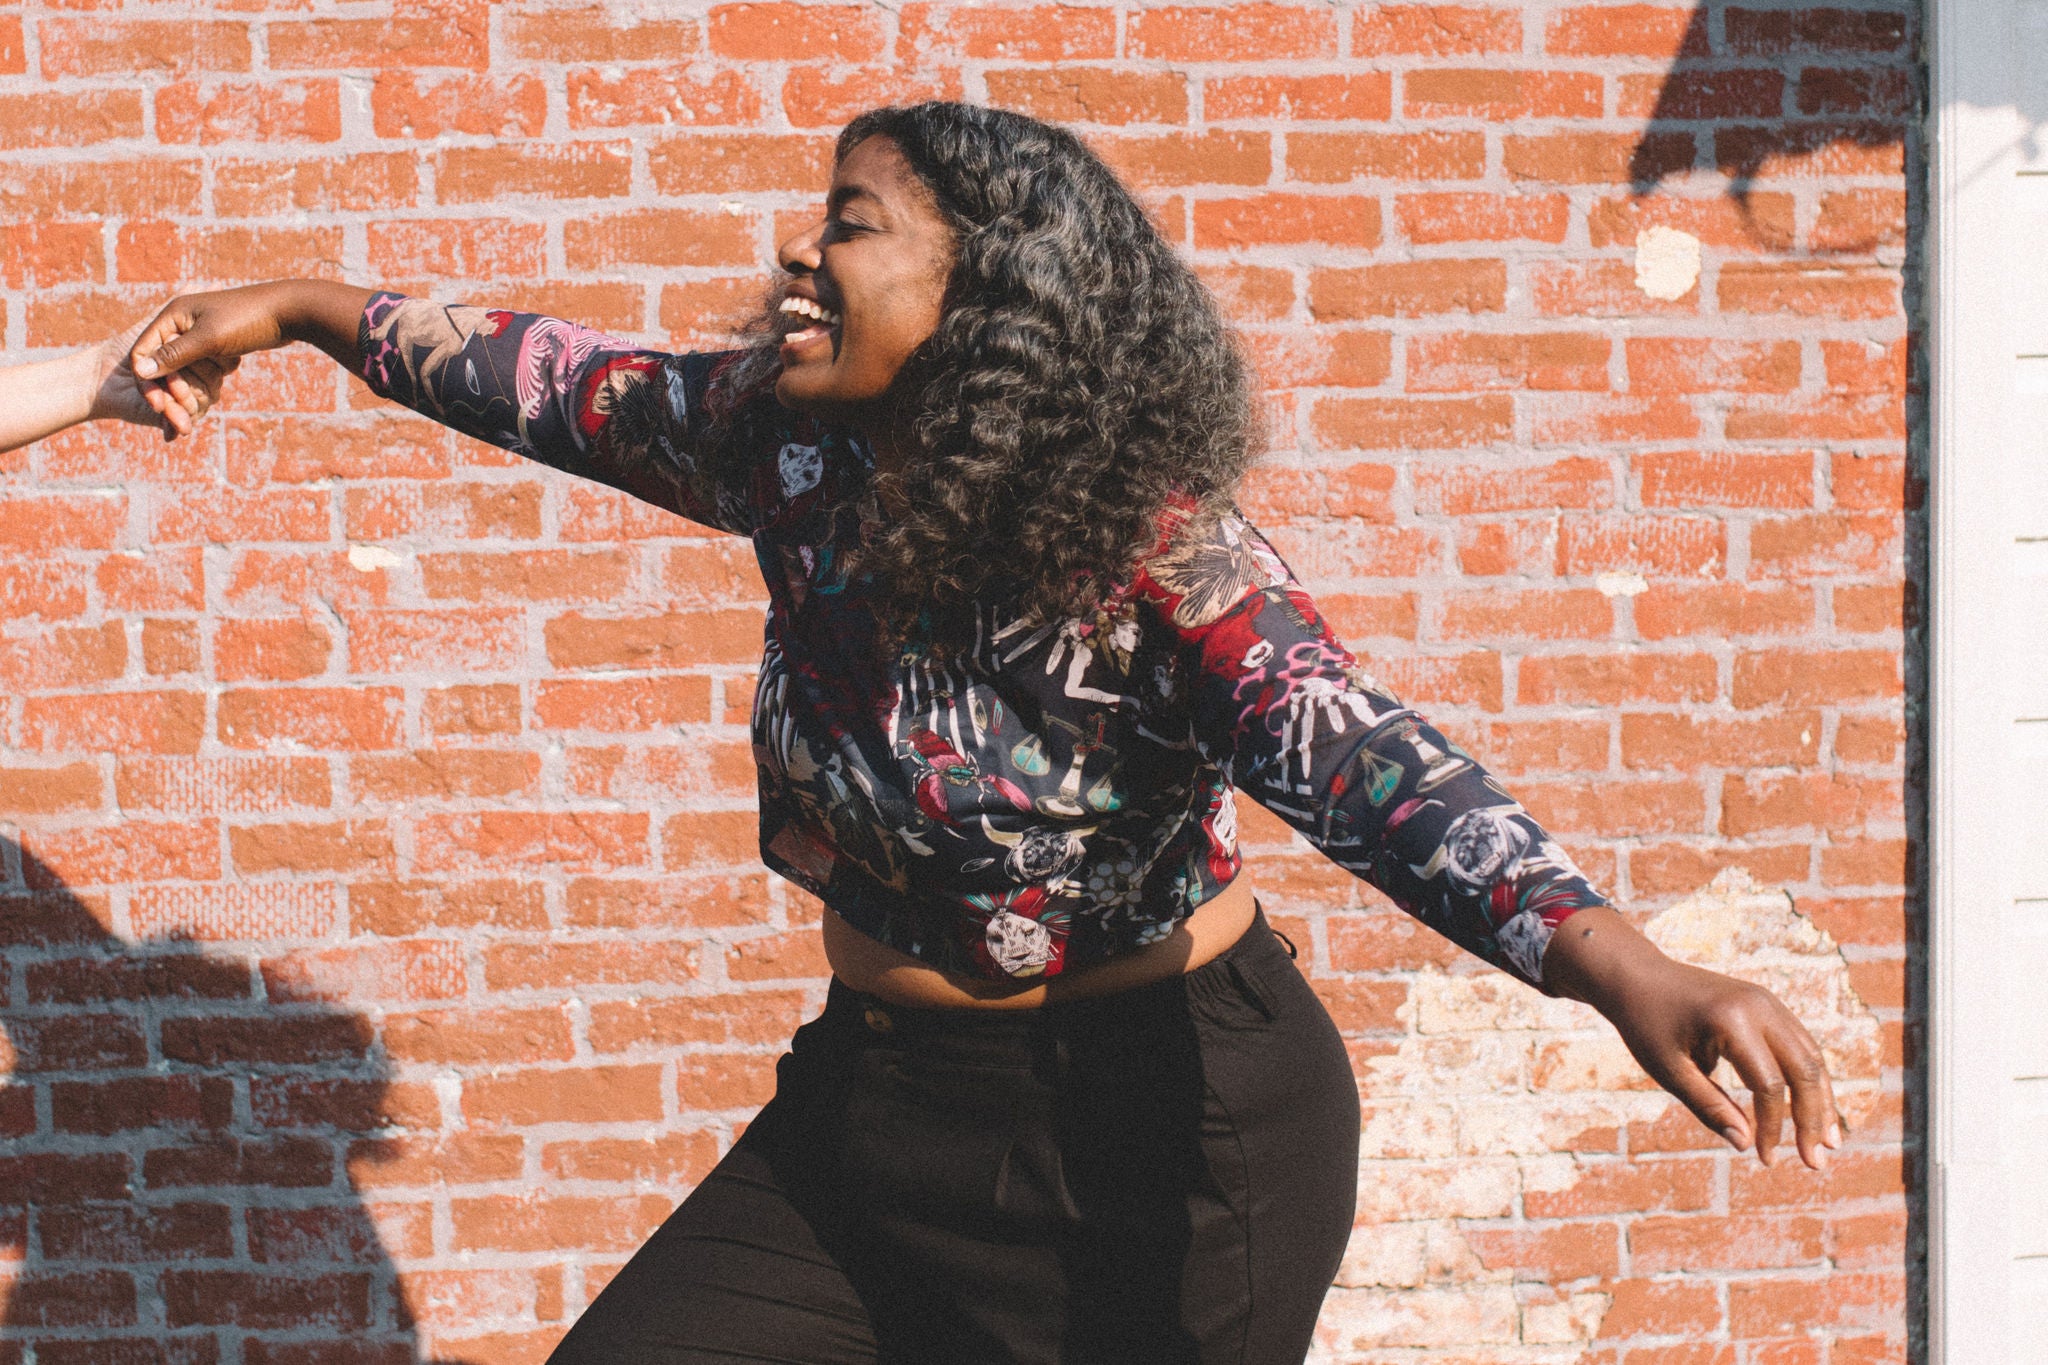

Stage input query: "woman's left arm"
[{"left": 1136, "top": 508, "right": 1842, "bottom": 1169}]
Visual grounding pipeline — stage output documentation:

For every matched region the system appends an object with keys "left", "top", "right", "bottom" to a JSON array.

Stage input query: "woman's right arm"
[{"left": 132, "top": 281, "right": 755, "bottom": 535}]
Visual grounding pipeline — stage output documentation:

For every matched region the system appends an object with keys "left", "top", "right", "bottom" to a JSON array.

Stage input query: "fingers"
[
  {"left": 1770, "top": 1017, "right": 1842, "bottom": 1171},
  {"left": 1642, "top": 1047, "right": 1752, "bottom": 1154},
  {"left": 129, "top": 303, "right": 196, "bottom": 379},
  {"left": 1720, "top": 1025, "right": 1794, "bottom": 1168}
]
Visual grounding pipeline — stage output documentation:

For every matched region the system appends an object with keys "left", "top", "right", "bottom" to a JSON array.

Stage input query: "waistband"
[{"left": 819, "top": 905, "right": 1296, "bottom": 1061}]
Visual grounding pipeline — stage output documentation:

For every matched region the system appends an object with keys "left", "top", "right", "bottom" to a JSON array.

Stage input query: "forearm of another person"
[
  {"left": 133, "top": 280, "right": 372, "bottom": 384},
  {"left": 0, "top": 348, "right": 110, "bottom": 453}
]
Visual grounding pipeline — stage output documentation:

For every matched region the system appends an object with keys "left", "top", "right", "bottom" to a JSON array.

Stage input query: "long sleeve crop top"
[{"left": 358, "top": 292, "right": 1609, "bottom": 988}]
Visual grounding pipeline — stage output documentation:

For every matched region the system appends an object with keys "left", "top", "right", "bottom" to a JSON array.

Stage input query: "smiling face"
[{"left": 771, "top": 136, "right": 957, "bottom": 424}]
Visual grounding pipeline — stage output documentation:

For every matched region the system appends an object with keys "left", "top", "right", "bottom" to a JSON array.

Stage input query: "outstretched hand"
[
  {"left": 92, "top": 317, "right": 238, "bottom": 442},
  {"left": 1541, "top": 905, "right": 1842, "bottom": 1169},
  {"left": 128, "top": 285, "right": 299, "bottom": 432}
]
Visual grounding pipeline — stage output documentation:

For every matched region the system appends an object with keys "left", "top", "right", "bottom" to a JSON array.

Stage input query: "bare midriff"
[{"left": 822, "top": 872, "right": 1260, "bottom": 1010}]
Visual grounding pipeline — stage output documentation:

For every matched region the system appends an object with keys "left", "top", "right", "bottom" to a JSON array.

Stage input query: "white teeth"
[{"left": 778, "top": 296, "right": 841, "bottom": 326}]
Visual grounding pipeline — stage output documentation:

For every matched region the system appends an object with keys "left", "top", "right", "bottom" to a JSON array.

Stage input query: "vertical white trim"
[{"left": 1929, "top": 1, "right": 2024, "bottom": 1358}]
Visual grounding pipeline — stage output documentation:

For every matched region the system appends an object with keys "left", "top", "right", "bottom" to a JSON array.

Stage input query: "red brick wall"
[{"left": 0, "top": 3, "right": 1917, "bottom": 1361}]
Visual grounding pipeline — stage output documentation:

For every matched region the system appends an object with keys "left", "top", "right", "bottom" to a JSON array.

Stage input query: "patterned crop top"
[{"left": 359, "top": 292, "right": 1609, "bottom": 988}]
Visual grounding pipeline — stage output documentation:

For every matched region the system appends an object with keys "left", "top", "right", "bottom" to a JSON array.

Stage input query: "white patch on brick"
[
  {"left": 1634, "top": 225, "right": 1702, "bottom": 301},
  {"left": 348, "top": 544, "right": 405, "bottom": 572},
  {"left": 1595, "top": 570, "right": 1648, "bottom": 597}
]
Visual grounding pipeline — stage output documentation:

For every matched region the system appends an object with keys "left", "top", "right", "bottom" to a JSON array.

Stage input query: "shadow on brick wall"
[
  {"left": 1627, "top": 2, "right": 1917, "bottom": 205},
  {"left": 0, "top": 840, "right": 477, "bottom": 1365}
]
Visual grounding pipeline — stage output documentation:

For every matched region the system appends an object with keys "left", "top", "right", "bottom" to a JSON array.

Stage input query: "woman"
[
  {"left": 0, "top": 319, "right": 230, "bottom": 454},
  {"left": 131, "top": 103, "right": 1838, "bottom": 1364}
]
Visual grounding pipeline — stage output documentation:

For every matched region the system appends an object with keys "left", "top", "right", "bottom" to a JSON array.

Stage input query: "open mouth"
[{"left": 777, "top": 295, "right": 842, "bottom": 353}]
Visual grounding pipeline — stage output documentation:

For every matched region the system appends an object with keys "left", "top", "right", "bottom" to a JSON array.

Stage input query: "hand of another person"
[
  {"left": 1541, "top": 905, "right": 1843, "bottom": 1169},
  {"left": 91, "top": 317, "right": 238, "bottom": 441},
  {"left": 128, "top": 285, "right": 302, "bottom": 431}
]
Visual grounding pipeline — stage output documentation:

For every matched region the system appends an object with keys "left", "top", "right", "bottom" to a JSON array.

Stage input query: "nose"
[{"left": 777, "top": 219, "right": 824, "bottom": 276}]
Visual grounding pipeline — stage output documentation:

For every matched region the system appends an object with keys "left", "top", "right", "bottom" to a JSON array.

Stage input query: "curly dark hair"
[{"left": 718, "top": 102, "right": 1258, "bottom": 647}]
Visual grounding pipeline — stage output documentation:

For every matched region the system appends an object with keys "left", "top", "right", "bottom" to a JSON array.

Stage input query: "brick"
[
  {"left": 1726, "top": 8, "right": 1911, "bottom": 55},
  {"left": 0, "top": 221, "right": 104, "bottom": 289},
  {"left": 588, "top": 988, "right": 802, "bottom": 1051},
  {"left": 1519, "top": 653, "right": 1718, "bottom": 705},
  {"left": 1636, "top": 583, "right": 1814, "bottom": 639},
  {"left": 781, "top": 65, "right": 964, "bottom": 127},
  {"left": 415, "top": 811, "right": 651, "bottom": 874},
  {"left": 1524, "top": 1156, "right": 1714, "bottom": 1216},
  {"left": 269, "top": 6, "right": 492, "bottom": 70},
  {"left": 1442, "top": 588, "right": 1612, "bottom": 640},
  {"left": 1638, "top": 451, "right": 1815, "bottom": 508},
  {"left": 425, "top": 683, "right": 523, "bottom": 737},
  {"left": 1547, "top": 5, "right": 1707, "bottom": 57},
  {"left": 1734, "top": 648, "right": 1901, "bottom": 707},
  {"left": 451, "top": 1192, "right": 671, "bottom": 1253},
  {"left": 40, "top": 1202, "right": 234, "bottom": 1261},
  {"left": 161, "top": 1269, "right": 369, "bottom": 1331},
  {"left": 23, "top": 820, "right": 221, "bottom": 889},
  {"left": 1719, "top": 262, "right": 1899, "bottom": 318},
  {"left": 218, "top": 688, "right": 405, "bottom": 752},
  {"left": 1823, "top": 339, "right": 1910, "bottom": 396},
  {"left": 1814, "top": 190, "right": 1908, "bottom": 251},
  {"left": 214, "top": 153, "right": 421, "bottom": 216},
  {"left": 0, "top": 621, "right": 127, "bottom": 692},
  {"left": 542, "top": 1130, "right": 721, "bottom": 1185},
  {"left": 383, "top": 1007, "right": 577, "bottom": 1067},
  {"left": 987, "top": 69, "right": 1188, "bottom": 127},
  {"left": 1354, "top": 5, "right": 1522, "bottom": 54},
  {"left": 567, "top": 67, "right": 764, "bottom": 129},
  {"left": 1309, "top": 260, "right": 1505, "bottom": 318},
  {"left": 1721, "top": 772, "right": 1902, "bottom": 836},
  {"left": 1206, "top": 74, "right": 1393, "bottom": 123},
  {"left": 545, "top": 610, "right": 763, "bottom": 669},
  {"left": 0, "top": 556, "right": 90, "bottom": 619},
  {"left": 1619, "top": 68, "right": 1787, "bottom": 120},
  {"left": 437, "top": 142, "right": 633, "bottom": 203},
  {"left": 0, "top": 90, "right": 144, "bottom": 148},
  {"left": 708, "top": 3, "right": 886, "bottom": 60},
  {"left": 157, "top": 80, "right": 341, "bottom": 145},
  {"left": 1288, "top": 131, "right": 1485, "bottom": 182},
  {"left": 1312, "top": 395, "right": 1513, "bottom": 451},
  {"left": 23, "top": 692, "right": 207, "bottom": 755},
  {"left": 1098, "top": 132, "right": 1272, "bottom": 188},
  {"left": 1588, "top": 193, "right": 1798, "bottom": 251},
  {"left": 0, "top": 761, "right": 104, "bottom": 816},
  {"left": 1716, "top": 122, "right": 1907, "bottom": 179},
  {"left": 1193, "top": 195, "right": 1380, "bottom": 251},
  {"left": 1129, "top": 6, "right": 1336, "bottom": 60},
  {"left": 1628, "top": 337, "right": 1801, "bottom": 393},
  {"left": 566, "top": 209, "right": 756, "bottom": 270},
  {"left": 1406, "top": 69, "right": 1603, "bottom": 119},
  {"left": 464, "top": 1065, "right": 665, "bottom": 1126},
  {"left": 1622, "top": 711, "right": 1821, "bottom": 769},
  {"left": 1406, "top": 331, "right": 1610, "bottom": 392},
  {"left": 52, "top": 1076, "right": 235, "bottom": 1137},
  {"left": 1557, "top": 515, "right": 1726, "bottom": 577},
  {"left": 352, "top": 749, "right": 540, "bottom": 803},
  {"left": 1396, "top": 193, "right": 1568, "bottom": 244},
  {"left": 0, "top": 1271, "right": 137, "bottom": 1328},
  {"left": 373, "top": 72, "right": 548, "bottom": 140},
  {"left": 1728, "top": 1273, "right": 1903, "bottom": 1338},
  {"left": 1505, "top": 132, "right": 1696, "bottom": 184},
  {"left": 1750, "top": 513, "right": 1901, "bottom": 578},
  {"left": 505, "top": 8, "right": 700, "bottom": 61}
]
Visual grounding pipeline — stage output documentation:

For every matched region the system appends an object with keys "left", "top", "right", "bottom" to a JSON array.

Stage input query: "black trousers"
[{"left": 547, "top": 910, "right": 1360, "bottom": 1364}]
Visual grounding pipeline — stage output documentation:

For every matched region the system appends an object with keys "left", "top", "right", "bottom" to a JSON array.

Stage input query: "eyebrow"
[{"left": 826, "top": 184, "right": 887, "bottom": 216}]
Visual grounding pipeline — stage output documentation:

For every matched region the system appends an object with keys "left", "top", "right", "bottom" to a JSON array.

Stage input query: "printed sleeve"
[
  {"left": 1132, "top": 511, "right": 1609, "bottom": 990},
  {"left": 357, "top": 291, "right": 755, "bottom": 535}
]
